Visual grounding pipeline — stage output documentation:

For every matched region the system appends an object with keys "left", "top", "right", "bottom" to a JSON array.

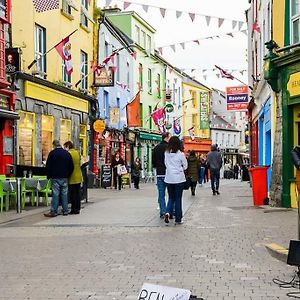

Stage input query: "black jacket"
[
  {"left": 152, "top": 141, "right": 168, "bottom": 175},
  {"left": 46, "top": 147, "right": 74, "bottom": 179},
  {"left": 291, "top": 146, "right": 300, "bottom": 170},
  {"left": 207, "top": 145, "right": 223, "bottom": 171}
]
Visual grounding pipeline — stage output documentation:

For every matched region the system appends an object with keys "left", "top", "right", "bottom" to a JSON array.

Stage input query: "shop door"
[{"left": 265, "top": 130, "right": 271, "bottom": 191}]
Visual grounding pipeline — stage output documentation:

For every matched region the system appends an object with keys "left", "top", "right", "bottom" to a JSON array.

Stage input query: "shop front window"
[
  {"left": 60, "top": 119, "right": 71, "bottom": 145},
  {"left": 19, "top": 111, "right": 35, "bottom": 166},
  {"left": 42, "top": 115, "right": 54, "bottom": 163},
  {"left": 79, "top": 124, "right": 87, "bottom": 157}
]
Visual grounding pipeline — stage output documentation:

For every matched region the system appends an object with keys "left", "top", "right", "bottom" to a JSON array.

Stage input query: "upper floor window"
[
  {"left": 80, "top": 50, "right": 88, "bottom": 91},
  {"left": 135, "top": 25, "right": 140, "bottom": 44},
  {"left": 0, "top": 0, "right": 8, "bottom": 22},
  {"left": 116, "top": 53, "right": 120, "bottom": 82},
  {"left": 139, "top": 63, "right": 143, "bottom": 89},
  {"left": 81, "top": 0, "right": 88, "bottom": 28},
  {"left": 291, "top": 0, "right": 300, "bottom": 43},
  {"left": 62, "top": 0, "right": 72, "bottom": 15},
  {"left": 126, "top": 62, "right": 130, "bottom": 87},
  {"left": 141, "top": 30, "right": 146, "bottom": 48},
  {"left": 157, "top": 73, "right": 161, "bottom": 98},
  {"left": 147, "top": 34, "right": 151, "bottom": 51},
  {"left": 192, "top": 91, "right": 197, "bottom": 108},
  {"left": 62, "top": 61, "right": 71, "bottom": 86},
  {"left": 147, "top": 68, "right": 152, "bottom": 94},
  {"left": 35, "top": 24, "right": 46, "bottom": 75}
]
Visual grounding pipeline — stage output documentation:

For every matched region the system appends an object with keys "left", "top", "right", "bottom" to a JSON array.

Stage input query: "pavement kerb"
[{"left": 265, "top": 243, "right": 288, "bottom": 263}]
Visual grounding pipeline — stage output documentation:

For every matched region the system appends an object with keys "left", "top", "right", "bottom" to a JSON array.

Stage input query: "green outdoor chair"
[
  {"left": 38, "top": 179, "right": 51, "bottom": 206},
  {"left": 0, "top": 180, "right": 8, "bottom": 212},
  {"left": 21, "top": 179, "right": 36, "bottom": 207}
]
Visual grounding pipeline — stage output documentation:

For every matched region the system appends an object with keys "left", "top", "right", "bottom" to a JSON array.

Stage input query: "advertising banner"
[
  {"left": 226, "top": 85, "right": 248, "bottom": 111},
  {"left": 199, "top": 92, "right": 209, "bottom": 129}
]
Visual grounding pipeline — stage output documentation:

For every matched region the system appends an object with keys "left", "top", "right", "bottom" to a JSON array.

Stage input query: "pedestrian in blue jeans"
[
  {"left": 44, "top": 140, "right": 74, "bottom": 217},
  {"left": 152, "top": 132, "right": 171, "bottom": 218},
  {"left": 164, "top": 136, "right": 188, "bottom": 225}
]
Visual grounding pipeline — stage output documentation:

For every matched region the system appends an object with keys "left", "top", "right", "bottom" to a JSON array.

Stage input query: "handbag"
[{"left": 117, "top": 165, "right": 128, "bottom": 176}]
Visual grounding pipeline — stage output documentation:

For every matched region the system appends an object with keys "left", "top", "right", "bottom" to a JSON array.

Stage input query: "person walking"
[
  {"left": 164, "top": 136, "right": 188, "bottom": 225},
  {"left": 187, "top": 150, "right": 199, "bottom": 196},
  {"left": 44, "top": 140, "right": 74, "bottom": 217},
  {"left": 111, "top": 152, "right": 125, "bottom": 190},
  {"left": 206, "top": 144, "right": 223, "bottom": 195},
  {"left": 198, "top": 157, "right": 206, "bottom": 186},
  {"left": 63, "top": 141, "right": 83, "bottom": 214},
  {"left": 132, "top": 157, "right": 142, "bottom": 189},
  {"left": 152, "top": 132, "right": 171, "bottom": 218},
  {"left": 233, "top": 163, "right": 240, "bottom": 179}
]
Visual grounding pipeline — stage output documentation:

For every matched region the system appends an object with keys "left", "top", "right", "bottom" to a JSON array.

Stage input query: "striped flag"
[
  {"left": 215, "top": 65, "right": 234, "bottom": 80},
  {"left": 33, "top": 0, "right": 59, "bottom": 13}
]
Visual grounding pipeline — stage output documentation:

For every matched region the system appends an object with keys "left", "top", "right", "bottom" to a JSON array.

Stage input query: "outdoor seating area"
[{"left": 0, "top": 176, "right": 51, "bottom": 212}]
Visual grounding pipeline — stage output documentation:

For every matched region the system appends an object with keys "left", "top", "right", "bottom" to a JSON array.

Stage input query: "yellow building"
[
  {"left": 182, "top": 75, "right": 211, "bottom": 154},
  {"left": 11, "top": 0, "right": 96, "bottom": 166}
]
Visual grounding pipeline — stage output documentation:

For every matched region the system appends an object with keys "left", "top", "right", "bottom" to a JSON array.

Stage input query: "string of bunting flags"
[{"left": 104, "top": 0, "right": 246, "bottom": 30}]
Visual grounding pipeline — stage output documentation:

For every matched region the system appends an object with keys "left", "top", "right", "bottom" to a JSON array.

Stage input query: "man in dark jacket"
[
  {"left": 207, "top": 144, "right": 223, "bottom": 195},
  {"left": 152, "top": 132, "right": 170, "bottom": 217},
  {"left": 44, "top": 140, "right": 74, "bottom": 217}
]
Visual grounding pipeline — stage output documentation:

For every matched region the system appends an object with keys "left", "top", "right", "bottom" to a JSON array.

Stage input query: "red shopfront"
[
  {"left": 183, "top": 136, "right": 212, "bottom": 156},
  {"left": 251, "top": 120, "right": 259, "bottom": 166}
]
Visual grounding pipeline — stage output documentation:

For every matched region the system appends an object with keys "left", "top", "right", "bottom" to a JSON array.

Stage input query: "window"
[
  {"left": 140, "top": 103, "right": 143, "bottom": 127},
  {"left": 291, "top": 0, "right": 300, "bottom": 43},
  {"left": 35, "top": 24, "right": 46, "bottom": 75},
  {"left": 104, "top": 91, "right": 109, "bottom": 119},
  {"left": 60, "top": 119, "right": 71, "bottom": 145},
  {"left": 135, "top": 25, "right": 140, "bottom": 44},
  {"left": 62, "top": 60, "right": 71, "bottom": 85},
  {"left": 173, "top": 83, "right": 176, "bottom": 104},
  {"left": 233, "top": 134, "right": 236, "bottom": 146},
  {"left": 80, "top": 50, "right": 88, "bottom": 90},
  {"left": 148, "top": 105, "right": 152, "bottom": 129},
  {"left": 215, "top": 132, "right": 219, "bottom": 145},
  {"left": 81, "top": 0, "right": 88, "bottom": 28},
  {"left": 222, "top": 133, "right": 225, "bottom": 146},
  {"left": 104, "top": 41, "right": 109, "bottom": 58},
  {"left": 139, "top": 63, "right": 143, "bottom": 89},
  {"left": 41, "top": 115, "right": 54, "bottom": 162},
  {"left": 192, "top": 114, "right": 197, "bottom": 127},
  {"left": 147, "top": 34, "right": 151, "bottom": 51},
  {"left": 116, "top": 53, "right": 120, "bottom": 82},
  {"left": 178, "top": 86, "right": 181, "bottom": 105},
  {"left": 62, "top": 0, "right": 72, "bottom": 15},
  {"left": 147, "top": 68, "right": 152, "bottom": 94},
  {"left": 157, "top": 73, "right": 161, "bottom": 98},
  {"left": 141, "top": 30, "right": 146, "bottom": 48},
  {"left": 126, "top": 62, "right": 130, "bottom": 87},
  {"left": 192, "top": 91, "right": 197, "bottom": 107}
]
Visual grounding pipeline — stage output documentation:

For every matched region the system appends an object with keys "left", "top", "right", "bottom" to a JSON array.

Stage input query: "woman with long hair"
[
  {"left": 187, "top": 150, "right": 199, "bottom": 196},
  {"left": 164, "top": 136, "right": 187, "bottom": 225}
]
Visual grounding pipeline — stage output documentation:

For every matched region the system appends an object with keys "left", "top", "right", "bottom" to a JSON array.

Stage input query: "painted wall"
[{"left": 272, "top": 0, "right": 285, "bottom": 47}]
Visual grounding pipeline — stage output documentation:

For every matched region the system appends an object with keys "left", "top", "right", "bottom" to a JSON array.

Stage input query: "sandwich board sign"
[{"left": 137, "top": 283, "right": 191, "bottom": 300}]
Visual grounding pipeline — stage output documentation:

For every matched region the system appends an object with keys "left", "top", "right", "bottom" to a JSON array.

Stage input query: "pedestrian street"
[{"left": 0, "top": 180, "right": 297, "bottom": 300}]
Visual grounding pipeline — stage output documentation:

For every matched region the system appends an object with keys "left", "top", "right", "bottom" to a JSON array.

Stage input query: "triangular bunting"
[
  {"left": 205, "top": 16, "right": 211, "bottom": 26},
  {"left": 203, "top": 75, "right": 207, "bottom": 81},
  {"left": 111, "top": 66, "right": 117, "bottom": 73},
  {"left": 189, "top": 13, "right": 195, "bottom": 22},
  {"left": 216, "top": 74, "right": 220, "bottom": 78},
  {"left": 158, "top": 47, "right": 163, "bottom": 55},
  {"left": 170, "top": 45, "right": 176, "bottom": 52},
  {"left": 193, "top": 40, "right": 200, "bottom": 45},
  {"left": 226, "top": 33, "right": 234, "bottom": 38},
  {"left": 241, "top": 30, "right": 247, "bottom": 35},
  {"left": 218, "top": 18, "right": 225, "bottom": 28},
  {"left": 123, "top": 1, "right": 131, "bottom": 9},
  {"left": 160, "top": 8, "right": 166, "bottom": 18},
  {"left": 238, "top": 21, "right": 243, "bottom": 31},
  {"left": 176, "top": 11, "right": 182, "bottom": 18},
  {"left": 232, "top": 20, "right": 237, "bottom": 30},
  {"left": 142, "top": 4, "right": 149, "bottom": 12},
  {"left": 105, "top": 0, "right": 112, "bottom": 6},
  {"left": 131, "top": 52, "right": 137, "bottom": 60},
  {"left": 180, "top": 42, "right": 185, "bottom": 50}
]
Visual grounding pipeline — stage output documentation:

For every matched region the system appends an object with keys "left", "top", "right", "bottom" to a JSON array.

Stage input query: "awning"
[{"left": 0, "top": 109, "right": 19, "bottom": 119}]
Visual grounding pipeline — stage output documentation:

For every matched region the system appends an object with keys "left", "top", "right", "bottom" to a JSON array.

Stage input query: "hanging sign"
[
  {"left": 226, "top": 85, "right": 248, "bottom": 111},
  {"left": 199, "top": 92, "right": 209, "bottom": 129},
  {"left": 93, "top": 120, "right": 106, "bottom": 133},
  {"left": 5, "top": 48, "right": 20, "bottom": 74},
  {"left": 165, "top": 103, "right": 174, "bottom": 113},
  {"left": 94, "top": 66, "right": 114, "bottom": 87}
]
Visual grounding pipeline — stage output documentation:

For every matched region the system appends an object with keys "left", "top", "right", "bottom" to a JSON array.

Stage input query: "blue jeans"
[
  {"left": 166, "top": 183, "right": 184, "bottom": 222},
  {"left": 156, "top": 176, "right": 167, "bottom": 216},
  {"left": 51, "top": 178, "right": 68, "bottom": 215},
  {"left": 210, "top": 169, "right": 220, "bottom": 192},
  {"left": 199, "top": 167, "right": 205, "bottom": 184}
]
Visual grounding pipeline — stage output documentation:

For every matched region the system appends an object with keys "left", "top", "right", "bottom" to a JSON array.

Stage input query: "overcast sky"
[{"left": 97, "top": 0, "right": 250, "bottom": 91}]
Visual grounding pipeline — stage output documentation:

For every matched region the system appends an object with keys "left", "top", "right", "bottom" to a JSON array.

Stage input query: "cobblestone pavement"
[{"left": 0, "top": 180, "right": 298, "bottom": 300}]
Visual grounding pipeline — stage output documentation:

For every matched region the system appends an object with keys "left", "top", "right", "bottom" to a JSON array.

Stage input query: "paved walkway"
[{"left": 0, "top": 180, "right": 298, "bottom": 299}]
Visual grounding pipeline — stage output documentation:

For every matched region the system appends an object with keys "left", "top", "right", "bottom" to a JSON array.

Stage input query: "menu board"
[{"left": 101, "top": 164, "right": 112, "bottom": 188}]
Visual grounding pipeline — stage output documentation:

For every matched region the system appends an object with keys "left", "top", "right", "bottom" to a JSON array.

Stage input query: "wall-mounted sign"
[
  {"left": 199, "top": 92, "right": 209, "bottom": 129},
  {"left": 127, "top": 131, "right": 136, "bottom": 142},
  {"left": 94, "top": 67, "right": 114, "bottom": 87},
  {"left": 165, "top": 103, "right": 174, "bottom": 113},
  {"left": 109, "top": 107, "right": 120, "bottom": 125},
  {"left": 93, "top": 120, "right": 106, "bottom": 133},
  {"left": 226, "top": 85, "right": 248, "bottom": 111},
  {"left": 5, "top": 48, "right": 20, "bottom": 74},
  {"left": 0, "top": 95, "right": 9, "bottom": 110},
  {"left": 287, "top": 72, "right": 300, "bottom": 98}
]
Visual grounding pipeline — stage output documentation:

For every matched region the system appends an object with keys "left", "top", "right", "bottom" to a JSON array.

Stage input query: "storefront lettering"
[
  {"left": 292, "top": 80, "right": 300, "bottom": 88},
  {"left": 288, "top": 72, "right": 300, "bottom": 98}
]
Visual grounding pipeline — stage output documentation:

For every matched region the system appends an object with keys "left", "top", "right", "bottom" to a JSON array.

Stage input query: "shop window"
[
  {"left": 42, "top": 115, "right": 54, "bottom": 163},
  {"left": 60, "top": 119, "right": 71, "bottom": 145},
  {"left": 79, "top": 124, "right": 87, "bottom": 157},
  {"left": 292, "top": 0, "right": 300, "bottom": 44},
  {"left": 80, "top": 50, "right": 88, "bottom": 91},
  {"left": 35, "top": 24, "right": 46, "bottom": 76},
  {"left": 18, "top": 111, "right": 35, "bottom": 166}
]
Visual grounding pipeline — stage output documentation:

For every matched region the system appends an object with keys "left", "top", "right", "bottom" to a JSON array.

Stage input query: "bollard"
[{"left": 16, "top": 178, "right": 22, "bottom": 213}]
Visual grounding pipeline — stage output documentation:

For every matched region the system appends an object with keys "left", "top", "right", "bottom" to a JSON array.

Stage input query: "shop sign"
[
  {"left": 110, "top": 107, "right": 120, "bottom": 125},
  {"left": 287, "top": 72, "right": 300, "bottom": 98},
  {"left": 199, "top": 92, "right": 209, "bottom": 129},
  {"left": 165, "top": 103, "right": 174, "bottom": 113},
  {"left": 139, "top": 132, "right": 162, "bottom": 141},
  {"left": 94, "top": 67, "right": 114, "bottom": 87},
  {"left": 101, "top": 164, "right": 112, "bottom": 188},
  {"left": 93, "top": 120, "right": 106, "bottom": 133},
  {"left": 226, "top": 85, "right": 248, "bottom": 111},
  {"left": 0, "top": 95, "right": 9, "bottom": 110},
  {"left": 5, "top": 48, "right": 20, "bottom": 74},
  {"left": 127, "top": 131, "right": 136, "bottom": 142}
]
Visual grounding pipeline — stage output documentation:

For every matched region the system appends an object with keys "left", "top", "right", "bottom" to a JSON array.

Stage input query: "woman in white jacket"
[{"left": 164, "top": 136, "right": 188, "bottom": 225}]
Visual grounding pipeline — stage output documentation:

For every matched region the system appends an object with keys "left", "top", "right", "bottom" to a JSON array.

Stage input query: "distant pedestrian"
[
  {"left": 207, "top": 144, "right": 223, "bottom": 196},
  {"left": 164, "top": 136, "right": 188, "bottom": 225},
  {"left": 187, "top": 150, "right": 199, "bottom": 196},
  {"left": 63, "top": 141, "right": 83, "bottom": 214},
  {"left": 152, "top": 132, "right": 171, "bottom": 218},
  {"left": 198, "top": 157, "right": 206, "bottom": 185},
  {"left": 233, "top": 163, "right": 240, "bottom": 179},
  {"left": 111, "top": 152, "right": 125, "bottom": 190},
  {"left": 132, "top": 157, "right": 142, "bottom": 189},
  {"left": 44, "top": 140, "right": 74, "bottom": 217}
]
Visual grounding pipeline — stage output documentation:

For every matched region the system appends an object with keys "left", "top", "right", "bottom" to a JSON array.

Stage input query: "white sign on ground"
[{"left": 137, "top": 283, "right": 191, "bottom": 300}]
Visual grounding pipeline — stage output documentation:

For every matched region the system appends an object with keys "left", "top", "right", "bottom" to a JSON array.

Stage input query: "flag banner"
[
  {"left": 188, "top": 127, "right": 195, "bottom": 140},
  {"left": 131, "top": 52, "right": 137, "bottom": 60},
  {"left": 33, "top": 0, "right": 59, "bottom": 13},
  {"left": 226, "top": 85, "right": 248, "bottom": 111},
  {"left": 226, "top": 33, "right": 234, "bottom": 37},
  {"left": 173, "top": 119, "right": 182, "bottom": 135},
  {"left": 180, "top": 42, "right": 185, "bottom": 50},
  {"left": 205, "top": 16, "right": 211, "bottom": 26},
  {"left": 215, "top": 65, "right": 234, "bottom": 80},
  {"left": 55, "top": 36, "right": 73, "bottom": 75},
  {"left": 126, "top": 92, "right": 141, "bottom": 127},
  {"left": 193, "top": 40, "right": 200, "bottom": 45},
  {"left": 189, "top": 13, "right": 195, "bottom": 22},
  {"left": 142, "top": 4, "right": 149, "bottom": 12},
  {"left": 151, "top": 108, "right": 166, "bottom": 133},
  {"left": 124, "top": 1, "right": 131, "bottom": 9},
  {"left": 199, "top": 92, "right": 209, "bottom": 129},
  {"left": 170, "top": 45, "right": 176, "bottom": 52},
  {"left": 218, "top": 18, "right": 225, "bottom": 28},
  {"left": 232, "top": 20, "right": 237, "bottom": 29},
  {"left": 238, "top": 21, "right": 244, "bottom": 31},
  {"left": 176, "top": 10, "right": 182, "bottom": 18},
  {"left": 160, "top": 8, "right": 166, "bottom": 18}
]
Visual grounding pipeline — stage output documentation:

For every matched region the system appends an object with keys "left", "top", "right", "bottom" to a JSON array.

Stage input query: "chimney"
[{"left": 102, "top": 5, "right": 122, "bottom": 14}]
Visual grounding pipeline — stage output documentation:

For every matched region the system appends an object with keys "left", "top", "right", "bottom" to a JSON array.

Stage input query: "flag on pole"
[
  {"left": 55, "top": 36, "right": 73, "bottom": 75},
  {"left": 126, "top": 92, "right": 141, "bottom": 127},
  {"left": 215, "top": 65, "right": 234, "bottom": 80},
  {"left": 32, "top": 0, "right": 59, "bottom": 13},
  {"left": 173, "top": 119, "right": 181, "bottom": 135},
  {"left": 151, "top": 108, "right": 166, "bottom": 133}
]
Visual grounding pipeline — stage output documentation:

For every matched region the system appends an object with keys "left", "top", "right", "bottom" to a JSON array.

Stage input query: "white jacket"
[{"left": 164, "top": 151, "right": 188, "bottom": 184}]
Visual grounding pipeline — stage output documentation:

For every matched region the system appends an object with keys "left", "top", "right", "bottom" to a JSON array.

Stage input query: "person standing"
[
  {"left": 152, "top": 132, "right": 171, "bottom": 218},
  {"left": 164, "top": 136, "right": 188, "bottom": 225},
  {"left": 198, "top": 157, "right": 206, "bottom": 186},
  {"left": 132, "top": 157, "right": 142, "bottom": 189},
  {"left": 206, "top": 144, "right": 223, "bottom": 195},
  {"left": 187, "top": 150, "right": 199, "bottom": 196},
  {"left": 111, "top": 152, "right": 125, "bottom": 190},
  {"left": 44, "top": 140, "right": 74, "bottom": 217},
  {"left": 233, "top": 163, "right": 240, "bottom": 179},
  {"left": 63, "top": 141, "right": 83, "bottom": 214}
]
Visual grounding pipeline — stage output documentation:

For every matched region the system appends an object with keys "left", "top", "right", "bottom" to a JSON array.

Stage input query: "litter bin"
[{"left": 248, "top": 166, "right": 269, "bottom": 206}]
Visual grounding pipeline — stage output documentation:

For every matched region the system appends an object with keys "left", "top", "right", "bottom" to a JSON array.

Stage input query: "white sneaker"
[{"left": 175, "top": 221, "right": 184, "bottom": 225}]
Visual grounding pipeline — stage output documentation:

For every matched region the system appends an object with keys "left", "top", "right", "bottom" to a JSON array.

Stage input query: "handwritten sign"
[
  {"left": 101, "top": 164, "right": 112, "bottom": 188},
  {"left": 137, "top": 283, "right": 191, "bottom": 300}
]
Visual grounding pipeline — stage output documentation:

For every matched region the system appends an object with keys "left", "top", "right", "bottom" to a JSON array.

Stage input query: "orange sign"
[{"left": 93, "top": 120, "right": 106, "bottom": 133}]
